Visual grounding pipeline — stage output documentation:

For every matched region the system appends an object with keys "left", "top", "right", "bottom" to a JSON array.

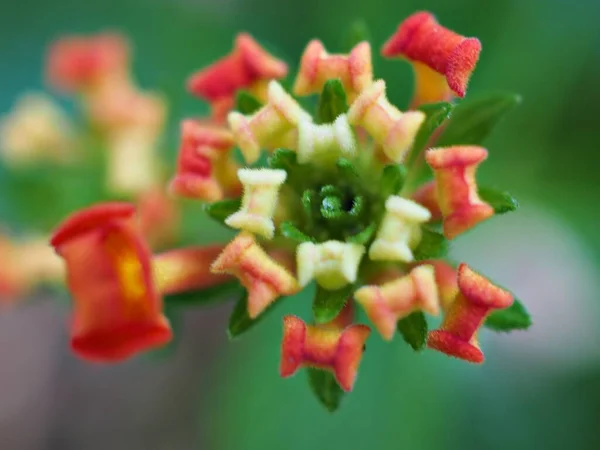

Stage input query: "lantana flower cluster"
[{"left": 48, "top": 12, "right": 531, "bottom": 411}]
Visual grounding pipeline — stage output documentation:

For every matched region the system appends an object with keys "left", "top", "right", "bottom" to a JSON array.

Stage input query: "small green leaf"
[
  {"left": 280, "top": 221, "right": 314, "bottom": 243},
  {"left": 479, "top": 187, "right": 519, "bottom": 214},
  {"left": 204, "top": 198, "right": 241, "bottom": 223},
  {"left": 485, "top": 299, "right": 532, "bottom": 332},
  {"left": 413, "top": 227, "right": 448, "bottom": 260},
  {"left": 406, "top": 102, "right": 453, "bottom": 168},
  {"left": 437, "top": 92, "right": 521, "bottom": 146},
  {"left": 321, "top": 196, "right": 344, "bottom": 220},
  {"left": 397, "top": 312, "right": 428, "bottom": 351},
  {"left": 228, "top": 291, "right": 277, "bottom": 339},
  {"left": 164, "top": 281, "right": 242, "bottom": 307},
  {"left": 347, "top": 222, "right": 377, "bottom": 245},
  {"left": 235, "top": 90, "right": 262, "bottom": 115},
  {"left": 343, "top": 19, "right": 371, "bottom": 51},
  {"left": 336, "top": 158, "right": 358, "bottom": 178},
  {"left": 317, "top": 79, "right": 349, "bottom": 124},
  {"left": 307, "top": 368, "right": 345, "bottom": 412},
  {"left": 348, "top": 195, "right": 364, "bottom": 217},
  {"left": 380, "top": 164, "right": 407, "bottom": 197},
  {"left": 313, "top": 284, "right": 354, "bottom": 324}
]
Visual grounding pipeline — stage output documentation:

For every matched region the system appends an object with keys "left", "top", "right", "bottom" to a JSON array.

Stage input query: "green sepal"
[
  {"left": 479, "top": 187, "right": 519, "bottom": 214},
  {"left": 405, "top": 102, "right": 454, "bottom": 168},
  {"left": 163, "top": 281, "right": 242, "bottom": 307},
  {"left": 437, "top": 92, "right": 521, "bottom": 146},
  {"left": 347, "top": 222, "right": 377, "bottom": 245},
  {"left": 307, "top": 368, "right": 345, "bottom": 412},
  {"left": 348, "top": 195, "right": 364, "bottom": 217},
  {"left": 397, "top": 311, "right": 428, "bottom": 351},
  {"left": 380, "top": 164, "right": 407, "bottom": 197},
  {"left": 413, "top": 227, "right": 449, "bottom": 260},
  {"left": 279, "top": 221, "right": 314, "bottom": 243},
  {"left": 336, "top": 158, "right": 358, "bottom": 178},
  {"left": 321, "top": 196, "right": 344, "bottom": 219},
  {"left": 228, "top": 291, "right": 277, "bottom": 339},
  {"left": 204, "top": 198, "right": 241, "bottom": 224},
  {"left": 313, "top": 284, "right": 355, "bottom": 324},
  {"left": 235, "top": 90, "right": 262, "bottom": 115},
  {"left": 485, "top": 299, "right": 532, "bottom": 332},
  {"left": 268, "top": 148, "right": 298, "bottom": 172},
  {"left": 317, "top": 79, "right": 349, "bottom": 124}
]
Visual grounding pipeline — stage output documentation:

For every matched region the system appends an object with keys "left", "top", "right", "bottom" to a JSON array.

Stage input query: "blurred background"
[{"left": 1, "top": 0, "right": 600, "bottom": 449}]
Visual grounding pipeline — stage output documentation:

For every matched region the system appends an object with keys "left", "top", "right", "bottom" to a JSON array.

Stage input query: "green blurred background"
[{"left": 1, "top": 0, "right": 599, "bottom": 449}]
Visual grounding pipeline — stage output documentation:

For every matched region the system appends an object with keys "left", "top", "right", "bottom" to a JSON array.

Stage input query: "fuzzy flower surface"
[{"left": 50, "top": 11, "right": 531, "bottom": 411}]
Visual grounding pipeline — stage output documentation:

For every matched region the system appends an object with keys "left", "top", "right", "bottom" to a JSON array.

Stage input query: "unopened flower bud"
[{"left": 297, "top": 114, "right": 356, "bottom": 164}]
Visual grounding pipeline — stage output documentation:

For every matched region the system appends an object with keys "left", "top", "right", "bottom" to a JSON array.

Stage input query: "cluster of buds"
[{"left": 49, "top": 11, "right": 528, "bottom": 410}]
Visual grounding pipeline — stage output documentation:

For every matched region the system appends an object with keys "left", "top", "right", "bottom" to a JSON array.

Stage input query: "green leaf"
[
  {"left": 204, "top": 198, "right": 241, "bottom": 223},
  {"left": 479, "top": 187, "right": 519, "bottom": 214},
  {"left": 317, "top": 79, "right": 349, "bottom": 124},
  {"left": 380, "top": 164, "right": 407, "bottom": 197},
  {"left": 302, "top": 189, "right": 319, "bottom": 218},
  {"left": 280, "top": 221, "right": 314, "bottom": 243},
  {"left": 343, "top": 19, "right": 371, "bottom": 51},
  {"left": 347, "top": 222, "right": 377, "bottom": 245},
  {"left": 235, "top": 90, "right": 262, "bottom": 115},
  {"left": 336, "top": 158, "right": 358, "bottom": 179},
  {"left": 413, "top": 227, "right": 449, "bottom": 260},
  {"left": 397, "top": 312, "right": 428, "bottom": 351},
  {"left": 307, "top": 368, "right": 345, "bottom": 412},
  {"left": 405, "top": 102, "right": 453, "bottom": 168},
  {"left": 485, "top": 299, "right": 532, "bottom": 332},
  {"left": 228, "top": 291, "right": 276, "bottom": 339},
  {"left": 313, "top": 284, "right": 354, "bottom": 324},
  {"left": 320, "top": 195, "right": 344, "bottom": 220},
  {"left": 437, "top": 92, "right": 521, "bottom": 146},
  {"left": 164, "top": 281, "right": 242, "bottom": 307},
  {"left": 347, "top": 195, "right": 364, "bottom": 217}
]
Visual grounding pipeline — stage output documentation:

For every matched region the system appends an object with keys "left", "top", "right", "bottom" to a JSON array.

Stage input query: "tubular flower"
[
  {"left": 425, "top": 146, "right": 494, "bottom": 239},
  {"left": 369, "top": 196, "right": 431, "bottom": 263},
  {"left": 427, "top": 264, "right": 513, "bottom": 363},
  {"left": 169, "top": 120, "right": 241, "bottom": 201},
  {"left": 347, "top": 80, "right": 425, "bottom": 162},
  {"left": 297, "top": 241, "right": 365, "bottom": 290},
  {"left": 52, "top": 12, "right": 529, "bottom": 409},
  {"left": 280, "top": 315, "right": 370, "bottom": 392},
  {"left": 0, "top": 93, "right": 75, "bottom": 167},
  {"left": 225, "top": 169, "right": 287, "bottom": 239},
  {"left": 211, "top": 232, "right": 299, "bottom": 318},
  {"left": 188, "top": 33, "right": 288, "bottom": 121},
  {"left": 293, "top": 40, "right": 373, "bottom": 101},
  {"left": 382, "top": 11, "right": 481, "bottom": 106},
  {"left": 354, "top": 265, "right": 439, "bottom": 340},
  {"left": 228, "top": 80, "right": 312, "bottom": 163},
  {"left": 50, "top": 203, "right": 172, "bottom": 361}
]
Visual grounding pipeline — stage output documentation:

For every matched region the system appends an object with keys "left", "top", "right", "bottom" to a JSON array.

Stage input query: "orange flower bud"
[
  {"left": 347, "top": 80, "right": 425, "bottom": 162},
  {"left": 187, "top": 33, "right": 288, "bottom": 121},
  {"left": 153, "top": 245, "right": 231, "bottom": 295},
  {"left": 50, "top": 203, "right": 172, "bottom": 362},
  {"left": 425, "top": 146, "right": 494, "bottom": 239},
  {"left": 280, "top": 315, "right": 370, "bottom": 392},
  {"left": 211, "top": 233, "right": 299, "bottom": 318},
  {"left": 427, "top": 263, "right": 513, "bottom": 363},
  {"left": 354, "top": 265, "right": 439, "bottom": 340},
  {"left": 382, "top": 12, "right": 481, "bottom": 106},
  {"left": 411, "top": 260, "right": 458, "bottom": 311},
  {"left": 169, "top": 120, "right": 241, "bottom": 201},
  {"left": 46, "top": 33, "right": 130, "bottom": 92},
  {"left": 228, "top": 81, "right": 311, "bottom": 163},
  {"left": 293, "top": 40, "right": 373, "bottom": 101},
  {"left": 411, "top": 181, "right": 442, "bottom": 222}
]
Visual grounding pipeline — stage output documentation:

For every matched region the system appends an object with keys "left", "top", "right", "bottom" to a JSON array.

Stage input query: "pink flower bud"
[
  {"left": 293, "top": 40, "right": 373, "bottom": 101},
  {"left": 211, "top": 233, "right": 299, "bottom": 318},
  {"left": 280, "top": 315, "right": 370, "bottom": 391},
  {"left": 382, "top": 12, "right": 481, "bottom": 106},
  {"left": 187, "top": 33, "right": 288, "bottom": 121},
  {"left": 354, "top": 266, "right": 439, "bottom": 340},
  {"left": 427, "top": 263, "right": 513, "bottom": 363},
  {"left": 169, "top": 119, "right": 241, "bottom": 201},
  {"left": 425, "top": 146, "right": 494, "bottom": 239}
]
